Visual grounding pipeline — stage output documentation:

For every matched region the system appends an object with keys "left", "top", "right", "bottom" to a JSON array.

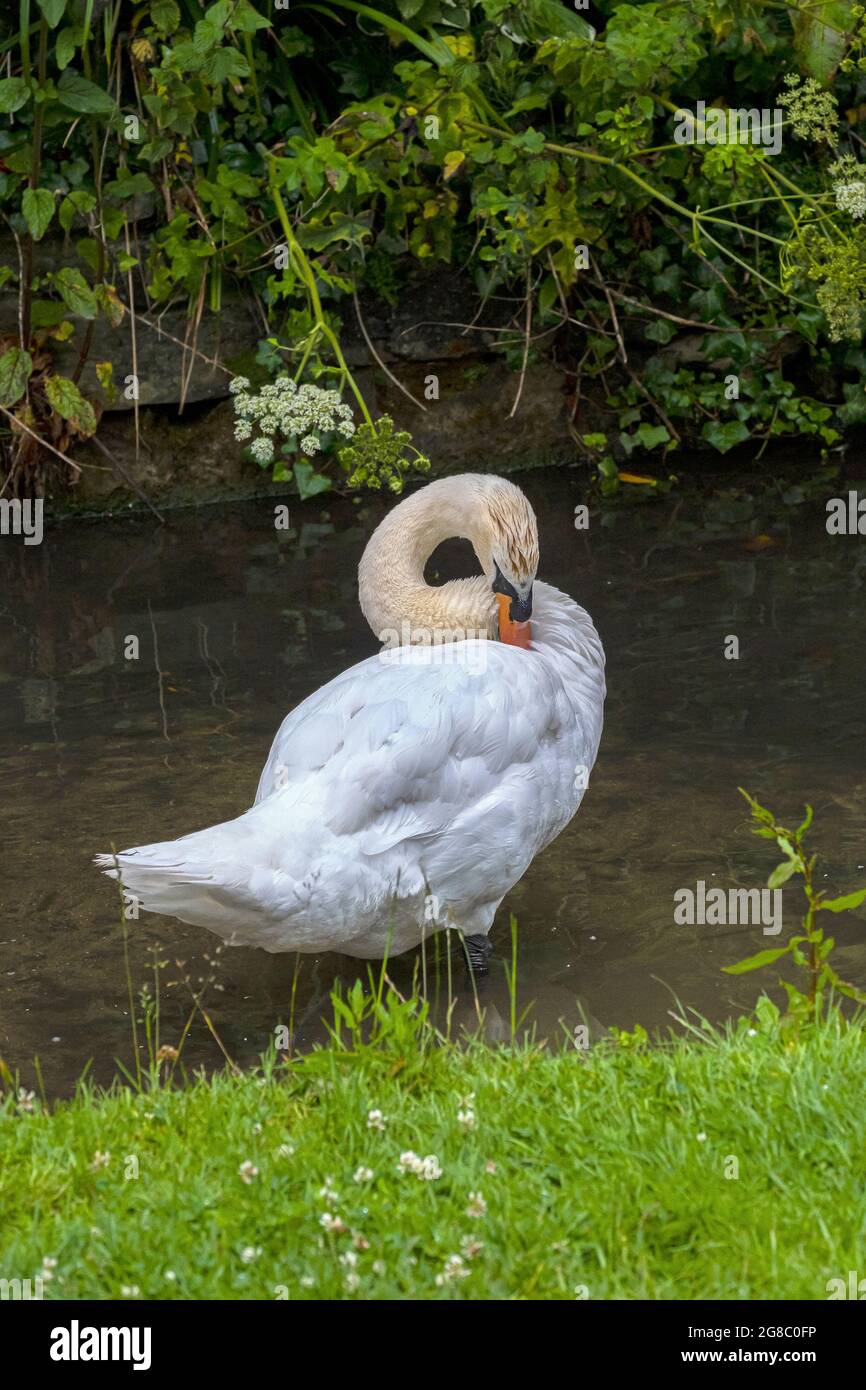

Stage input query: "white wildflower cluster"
[
  {"left": 366, "top": 1108, "right": 387, "bottom": 1131},
  {"left": 398, "top": 1150, "right": 443, "bottom": 1180},
  {"left": 353, "top": 1165, "right": 374, "bottom": 1184},
  {"left": 834, "top": 181, "right": 866, "bottom": 219},
  {"left": 435, "top": 1254, "right": 470, "bottom": 1286},
  {"left": 238, "top": 1159, "right": 259, "bottom": 1184},
  {"left": 229, "top": 375, "right": 355, "bottom": 466}
]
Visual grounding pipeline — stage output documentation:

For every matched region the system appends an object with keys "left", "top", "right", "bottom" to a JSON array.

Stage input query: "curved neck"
[{"left": 358, "top": 477, "right": 497, "bottom": 645}]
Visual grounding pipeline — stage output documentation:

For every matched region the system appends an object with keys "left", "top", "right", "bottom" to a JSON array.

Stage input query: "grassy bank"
[{"left": 1, "top": 989, "right": 864, "bottom": 1301}]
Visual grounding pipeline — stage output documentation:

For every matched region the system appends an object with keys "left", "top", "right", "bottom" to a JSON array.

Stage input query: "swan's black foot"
[{"left": 462, "top": 933, "right": 493, "bottom": 977}]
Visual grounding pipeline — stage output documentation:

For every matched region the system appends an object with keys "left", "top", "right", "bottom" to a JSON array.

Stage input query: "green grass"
[{"left": 1, "top": 989, "right": 865, "bottom": 1300}]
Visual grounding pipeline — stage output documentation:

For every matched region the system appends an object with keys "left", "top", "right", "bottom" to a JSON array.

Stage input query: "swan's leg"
[{"left": 462, "top": 933, "right": 493, "bottom": 976}]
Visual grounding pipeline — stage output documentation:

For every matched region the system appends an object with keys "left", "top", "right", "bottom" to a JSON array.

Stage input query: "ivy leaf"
[
  {"left": 57, "top": 68, "right": 116, "bottom": 114},
  {"left": 0, "top": 347, "right": 33, "bottom": 406},
  {"left": 722, "top": 946, "right": 790, "bottom": 975},
  {"left": 294, "top": 461, "right": 332, "bottom": 499},
  {"left": 21, "top": 187, "right": 55, "bottom": 240},
  {"left": 644, "top": 318, "right": 674, "bottom": 345},
  {"left": 818, "top": 888, "right": 866, "bottom": 913},
  {"left": 52, "top": 266, "right": 98, "bottom": 318},
  {"left": 37, "top": 0, "right": 67, "bottom": 27},
  {"left": 0, "top": 78, "right": 32, "bottom": 114},
  {"left": 103, "top": 172, "right": 153, "bottom": 200},
  {"left": 701, "top": 419, "right": 750, "bottom": 454},
  {"left": 44, "top": 374, "right": 97, "bottom": 436}
]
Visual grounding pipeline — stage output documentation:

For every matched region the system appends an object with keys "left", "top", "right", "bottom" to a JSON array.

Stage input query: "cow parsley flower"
[
  {"left": 778, "top": 73, "right": 839, "bottom": 145},
  {"left": 835, "top": 181, "right": 866, "bottom": 219}
]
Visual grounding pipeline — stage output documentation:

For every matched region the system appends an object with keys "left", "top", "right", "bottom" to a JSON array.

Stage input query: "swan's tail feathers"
[{"left": 94, "top": 824, "right": 266, "bottom": 937}]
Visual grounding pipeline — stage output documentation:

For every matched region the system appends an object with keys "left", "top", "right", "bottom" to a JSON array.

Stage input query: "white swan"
[{"left": 96, "top": 474, "right": 605, "bottom": 967}]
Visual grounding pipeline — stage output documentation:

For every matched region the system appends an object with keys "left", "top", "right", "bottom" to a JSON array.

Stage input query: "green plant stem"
[{"left": 269, "top": 168, "right": 375, "bottom": 427}]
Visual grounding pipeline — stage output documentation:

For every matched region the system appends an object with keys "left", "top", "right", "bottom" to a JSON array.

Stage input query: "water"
[{"left": 2, "top": 469, "right": 865, "bottom": 1095}]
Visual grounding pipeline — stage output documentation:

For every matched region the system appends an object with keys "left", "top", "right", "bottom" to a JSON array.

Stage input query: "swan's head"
[
  {"left": 358, "top": 473, "right": 539, "bottom": 650},
  {"left": 474, "top": 477, "right": 539, "bottom": 648}
]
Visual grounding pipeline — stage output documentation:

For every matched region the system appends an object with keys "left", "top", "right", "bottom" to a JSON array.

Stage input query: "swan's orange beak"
[{"left": 496, "top": 593, "right": 532, "bottom": 648}]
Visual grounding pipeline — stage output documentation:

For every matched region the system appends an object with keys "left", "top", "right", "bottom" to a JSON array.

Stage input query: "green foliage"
[
  {"left": 3, "top": 0, "right": 866, "bottom": 485},
  {"left": 724, "top": 791, "right": 866, "bottom": 1027}
]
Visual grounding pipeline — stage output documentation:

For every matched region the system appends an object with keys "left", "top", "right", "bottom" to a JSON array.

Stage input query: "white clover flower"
[
  {"left": 318, "top": 1177, "right": 339, "bottom": 1202},
  {"left": 367, "top": 1109, "right": 386, "bottom": 1131},
  {"left": 164, "top": 1270, "right": 177, "bottom": 1282},
  {"left": 372, "top": 1259, "right": 386, "bottom": 1276},
  {"left": 435, "top": 1254, "right": 469, "bottom": 1286},
  {"left": 90, "top": 1151, "right": 111, "bottom": 1171},
  {"left": 696, "top": 1132, "right": 707, "bottom": 1143},
  {"left": 344, "top": 1272, "right": 360, "bottom": 1292},
  {"left": 398, "top": 1150, "right": 423, "bottom": 1175},
  {"left": 421, "top": 1155, "right": 442, "bottom": 1181},
  {"left": 339, "top": 1251, "right": 358, "bottom": 1269},
  {"left": 466, "top": 1191, "right": 487, "bottom": 1219},
  {"left": 319, "top": 1212, "right": 347, "bottom": 1233},
  {"left": 353, "top": 1166, "right": 374, "bottom": 1184},
  {"left": 238, "top": 1159, "right": 259, "bottom": 1184},
  {"left": 300, "top": 434, "right": 320, "bottom": 456},
  {"left": 277, "top": 1142, "right": 295, "bottom": 1158},
  {"left": 834, "top": 180, "right": 866, "bottom": 218},
  {"left": 16, "top": 1088, "right": 36, "bottom": 1113},
  {"left": 457, "top": 1109, "right": 476, "bottom": 1131},
  {"left": 120, "top": 1285, "right": 140, "bottom": 1297},
  {"left": 240, "top": 1246, "right": 261, "bottom": 1263}
]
